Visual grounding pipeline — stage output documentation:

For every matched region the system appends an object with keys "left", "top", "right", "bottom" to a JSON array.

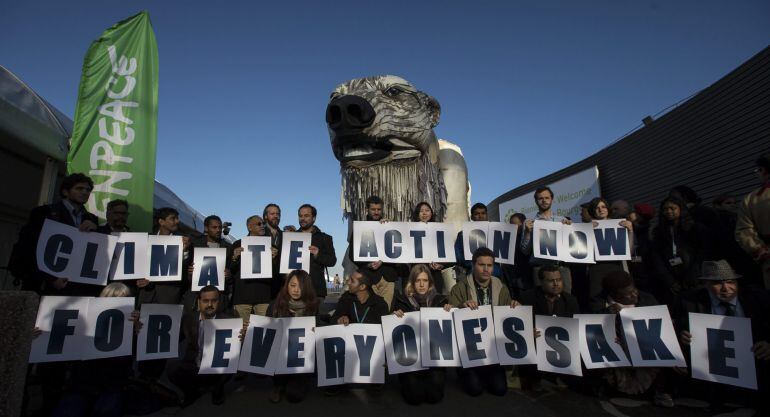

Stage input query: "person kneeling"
[
  {"left": 392, "top": 264, "right": 452, "bottom": 405},
  {"left": 448, "top": 247, "right": 520, "bottom": 397},
  {"left": 266, "top": 270, "right": 320, "bottom": 403},
  {"left": 169, "top": 286, "right": 235, "bottom": 406}
]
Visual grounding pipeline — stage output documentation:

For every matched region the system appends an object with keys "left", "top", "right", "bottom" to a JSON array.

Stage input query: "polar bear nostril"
[
  {"left": 326, "top": 105, "right": 342, "bottom": 126},
  {"left": 347, "top": 104, "right": 362, "bottom": 121},
  {"left": 326, "top": 95, "right": 376, "bottom": 131}
]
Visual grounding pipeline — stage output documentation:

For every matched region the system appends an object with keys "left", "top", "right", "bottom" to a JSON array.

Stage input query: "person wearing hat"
[
  {"left": 736, "top": 152, "right": 770, "bottom": 289},
  {"left": 674, "top": 260, "right": 770, "bottom": 411}
]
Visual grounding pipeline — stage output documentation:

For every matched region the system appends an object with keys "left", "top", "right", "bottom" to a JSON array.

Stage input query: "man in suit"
[
  {"left": 11, "top": 172, "right": 100, "bottom": 296},
  {"left": 676, "top": 260, "right": 770, "bottom": 412},
  {"left": 169, "top": 285, "right": 236, "bottom": 406}
]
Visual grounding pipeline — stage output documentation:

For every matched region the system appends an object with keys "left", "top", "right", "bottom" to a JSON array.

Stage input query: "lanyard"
[
  {"left": 669, "top": 226, "right": 677, "bottom": 255},
  {"left": 353, "top": 303, "right": 370, "bottom": 323}
]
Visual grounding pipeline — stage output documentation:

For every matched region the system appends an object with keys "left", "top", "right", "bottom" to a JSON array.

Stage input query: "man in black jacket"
[
  {"left": 263, "top": 203, "right": 284, "bottom": 297},
  {"left": 136, "top": 207, "right": 191, "bottom": 306},
  {"left": 169, "top": 286, "right": 236, "bottom": 406},
  {"left": 10, "top": 173, "right": 100, "bottom": 415},
  {"left": 298, "top": 204, "right": 336, "bottom": 301},
  {"left": 95, "top": 199, "right": 130, "bottom": 234},
  {"left": 347, "top": 195, "right": 407, "bottom": 310},
  {"left": 186, "top": 215, "right": 234, "bottom": 312},
  {"left": 11, "top": 173, "right": 101, "bottom": 297},
  {"left": 675, "top": 260, "right": 770, "bottom": 411},
  {"left": 518, "top": 265, "right": 580, "bottom": 392},
  {"left": 136, "top": 207, "right": 192, "bottom": 384},
  {"left": 588, "top": 270, "right": 674, "bottom": 405},
  {"left": 519, "top": 265, "right": 580, "bottom": 317},
  {"left": 331, "top": 271, "right": 389, "bottom": 325}
]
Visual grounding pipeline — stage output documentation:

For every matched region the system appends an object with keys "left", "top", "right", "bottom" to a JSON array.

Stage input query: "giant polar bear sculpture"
[{"left": 326, "top": 75, "right": 470, "bottom": 284}]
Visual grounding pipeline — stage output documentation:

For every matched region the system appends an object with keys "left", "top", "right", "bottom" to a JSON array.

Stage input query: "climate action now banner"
[{"left": 68, "top": 11, "right": 158, "bottom": 232}]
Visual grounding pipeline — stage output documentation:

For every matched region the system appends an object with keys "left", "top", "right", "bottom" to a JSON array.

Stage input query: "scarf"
[
  {"left": 408, "top": 288, "right": 437, "bottom": 309},
  {"left": 288, "top": 299, "right": 307, "bottom": 317}
]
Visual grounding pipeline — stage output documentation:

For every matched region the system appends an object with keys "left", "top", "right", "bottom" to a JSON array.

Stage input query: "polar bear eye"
[{"left": 384, "top": 86, "right": 403, "bottom": 97}]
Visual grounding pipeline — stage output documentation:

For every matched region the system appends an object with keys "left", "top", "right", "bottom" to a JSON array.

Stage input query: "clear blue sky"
[{"left": 3, "top": 0, "right": 769, "bottom": 276}]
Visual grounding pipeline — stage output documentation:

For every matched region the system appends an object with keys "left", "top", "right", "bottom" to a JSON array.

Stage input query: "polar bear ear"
[{"left": 420, "top": 93, "right": 442, "bottom": 128}]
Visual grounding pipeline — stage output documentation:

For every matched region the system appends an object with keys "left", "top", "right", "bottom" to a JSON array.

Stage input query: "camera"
[{"left": 223, "top": 221, "right": 232, "bottom": 236}]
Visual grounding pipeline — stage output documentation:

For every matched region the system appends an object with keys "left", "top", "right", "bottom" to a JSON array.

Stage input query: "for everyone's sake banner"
[
  {"left": 535, "top": 315, "right": 582, "bottom": 376},
  {"left": 199, "top": 319, "right": 244, "bottom": 374},
  {"left": 30, "top": 298, "right": 759, "bottom": 390},
  {"left": 67, "top": 11, "right": 159, "bottom": 232},
  {"left": 532, "top": 219, "right": 631, "bottom": 262},
  {"left": 238, "top": 315, "right": 283, "bottom": 375},
  {"left": 574, "top": 314, "right": 631, "bottom": 369},
  {"left": 619, "top": 306, "right": 686, "bottom": 367},
  {"left": 135, "top": 304, "right": 183, "bottom": 361},
  {"left": 688, "top": 313, "right": 757, "bottom": 390}
]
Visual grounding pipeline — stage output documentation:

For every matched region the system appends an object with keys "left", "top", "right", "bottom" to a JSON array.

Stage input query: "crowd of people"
[{"left": 11, "top": 152, "right": 770, "bottom": 415}]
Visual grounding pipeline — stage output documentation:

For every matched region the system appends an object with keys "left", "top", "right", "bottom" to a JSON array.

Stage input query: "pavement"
[{"left": 145, "top": 371, "right": 756, "bottom": 417}]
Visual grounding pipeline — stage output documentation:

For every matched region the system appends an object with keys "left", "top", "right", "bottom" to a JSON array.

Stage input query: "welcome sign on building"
[{"left": 497, "top": 166, "right": 600, "bottom": 223}]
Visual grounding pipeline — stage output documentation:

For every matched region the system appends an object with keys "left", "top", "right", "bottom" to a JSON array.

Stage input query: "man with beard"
[
  {"left": 186, "top": 215, "right": 234, "bottom": 311},
  {"left": 454, "top": 203, "right": 503, "bottom": 277},
  {"left": 298, "top": 204, "right": 336, "bottom": 303},
  {"left": 11, "top": 173, "right": 100, "bottom": 296},
  {"left": 263, "top": 203, "right": 284, "bottom": 296},
  {"left": 448, "top": 247, "right": 520, "bottom": 397},
  {"left": 520, "top": 186, "right": 574, "bottom": 293},
  {"left": 170, "top": 286, "right": 236, "bottom": 406},
  {"left": 10, "top": 173, "right": 100, "bottom": 416},
  {"left": 96, "top": 199, "right": 130, "bottom": 233},
  {"left": 349, "top": 195, "right": 406, "bottom": 309}
]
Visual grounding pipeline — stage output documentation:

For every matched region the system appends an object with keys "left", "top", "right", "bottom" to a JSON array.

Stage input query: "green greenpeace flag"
[{"left": 68, "top": 11, "right": 158, "bottom": 232}]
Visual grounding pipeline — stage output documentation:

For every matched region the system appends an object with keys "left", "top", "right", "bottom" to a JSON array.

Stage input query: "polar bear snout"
[{"left": 326, "top": 94, "right": 376, "bottom": 133}]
